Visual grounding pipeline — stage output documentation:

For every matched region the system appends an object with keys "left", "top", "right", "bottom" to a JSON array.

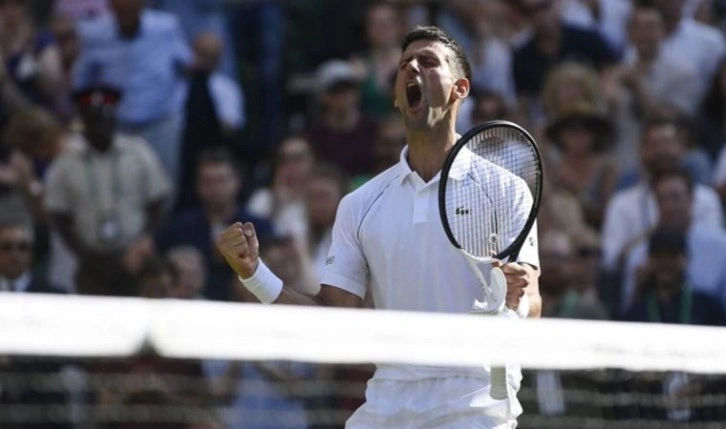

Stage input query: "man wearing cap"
[
  {"left": 44, "top": 85, "right": 171, "bottom": 295},
  {"left": 303, "top": 59, "right": 379, "bottom": 179},
  {"left": 73, "top": 0, "right": 193, "bottom": 201}
]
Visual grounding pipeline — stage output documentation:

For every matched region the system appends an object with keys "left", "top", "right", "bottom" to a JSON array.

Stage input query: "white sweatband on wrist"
[
  {"left": 238, "top": 260, "right": 283, "bottom": 304},
  {"left": 516, "top": 293, "right": 530, "bottom": 319}
]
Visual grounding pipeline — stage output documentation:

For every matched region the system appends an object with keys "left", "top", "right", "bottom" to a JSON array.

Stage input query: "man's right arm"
[
  {"left": 216, "top": 222, "right": 363, "bottom": 309},
  {"left": 51, "top": 213, "right": 87, "bottom": 257}
]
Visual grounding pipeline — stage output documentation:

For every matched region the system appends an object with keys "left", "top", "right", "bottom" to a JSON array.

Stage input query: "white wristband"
[
  {"left": 515, "top": 294, "right": 530, "bottom": 319},
  {"left": 238, "top": 260, "right": 283, "bottom": 304}
]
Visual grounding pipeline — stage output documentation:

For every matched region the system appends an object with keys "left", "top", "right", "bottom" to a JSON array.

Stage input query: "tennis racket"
[{"left": 438, "top": 120, "right": 543, "bottom": 400}]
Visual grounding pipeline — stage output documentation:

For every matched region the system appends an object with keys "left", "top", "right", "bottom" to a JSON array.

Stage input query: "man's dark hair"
[
  {"left": 401, "top": 25, "right": 472, "bottom": 82},
  {"left": 134, "top": 255, "right": 180, "bottom": 292},
  {"left": 650, "top": 164, "right": 694, "bottom": 195},
  {"left": 196, "top": 147, "right": 244, "bottom": 178},
  {"left": 629, "top": 1, "right": 667, "bottom": 27},
  {"left": 310, "top": 162, "right": 350, "bottom": 197}
]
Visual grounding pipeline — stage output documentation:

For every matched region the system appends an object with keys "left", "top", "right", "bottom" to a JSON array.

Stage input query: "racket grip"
[{"left": 490, "top": 365, "right": 508, "bottom": 400}]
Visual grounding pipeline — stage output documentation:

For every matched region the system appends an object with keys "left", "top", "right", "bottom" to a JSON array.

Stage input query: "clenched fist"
[{"left": 216, "top": 222, "right": 260, "bottom": 278}]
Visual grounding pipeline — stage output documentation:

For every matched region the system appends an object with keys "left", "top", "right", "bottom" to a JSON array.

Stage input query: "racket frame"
[
  {"left": 438, "top": 120, "right": 543, "bottom": 263},
  {"left": 437, "top": 120, "right": 544, "bottom": 402}
]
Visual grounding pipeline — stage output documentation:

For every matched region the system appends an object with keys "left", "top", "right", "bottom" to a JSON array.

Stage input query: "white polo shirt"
[{"left": 321, "top": 147, "right": 539, "bottom": 380}]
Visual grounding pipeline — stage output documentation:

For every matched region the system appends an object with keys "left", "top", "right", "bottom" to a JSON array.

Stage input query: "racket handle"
[{"left": 490, "top": 365, "right": 508, "bottom": 400}]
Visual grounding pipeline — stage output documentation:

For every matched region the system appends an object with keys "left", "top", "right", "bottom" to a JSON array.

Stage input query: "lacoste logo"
[
  {"left": 326, "top": 256, "right": 335, "bottom": 265},
  {"left": 528, "top": 236, "right": 536, "bottom": 246},
  {"left": 455, "top": 207, "right": 470, "bottom": 215}
]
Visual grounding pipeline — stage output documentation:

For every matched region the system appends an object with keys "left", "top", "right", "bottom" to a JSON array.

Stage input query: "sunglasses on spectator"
[
  {"left": 521, "top": 0, "right": 552, "bottom": 16},
  {"left": 0, "top": 241, "right": 31, "bottom": 252}
]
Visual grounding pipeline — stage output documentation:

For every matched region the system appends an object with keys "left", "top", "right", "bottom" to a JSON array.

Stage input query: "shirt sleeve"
[
  {"left": 210, "top": 75, "right": 244, "bottom": 129},
  {"left": 517, "top": 220, "right": 539, "bottom": 269},
  {"left": 134, "top": 139, "right": 172, "bottom": 203},
  {"left": 43, "top": 157, "right": 72, "bottom": 214},
  {"left": 320, "top": 194, "right": 369, "bottom": 298},
  {"left": 169, "top": 16, "right": 194, "bottom": 68}
]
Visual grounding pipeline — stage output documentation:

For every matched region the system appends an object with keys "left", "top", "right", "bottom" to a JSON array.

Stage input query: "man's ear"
[{"left": 452, "top": 77, "right": 470, "bottom": 102}]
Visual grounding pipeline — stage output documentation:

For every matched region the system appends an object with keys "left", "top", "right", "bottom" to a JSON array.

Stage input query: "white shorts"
[{"left": 345, "top": 375, "right": 522, "bottom": 429}]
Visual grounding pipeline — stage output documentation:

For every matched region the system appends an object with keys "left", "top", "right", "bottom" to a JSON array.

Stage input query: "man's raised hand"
[{"left": 216, "top": 222, "right": 260, "bottom": 278}]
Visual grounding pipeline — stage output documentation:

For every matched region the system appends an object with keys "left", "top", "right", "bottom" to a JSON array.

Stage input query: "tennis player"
[{"left": 217, "top": 26, "right": 541, "bottom": 429}]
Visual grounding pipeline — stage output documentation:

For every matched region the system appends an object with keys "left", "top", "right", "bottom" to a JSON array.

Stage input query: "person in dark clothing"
[{"left": 155, "top": 148, "right": 272, "bottom": 301}]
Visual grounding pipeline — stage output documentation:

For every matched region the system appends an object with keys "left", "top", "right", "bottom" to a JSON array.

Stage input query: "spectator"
[
  {"left": 615, "top": 111, "right": 711, "bottom": 190},
  {"left": 540, "top": 229, "right": 609, "bottom": 320},
  {"left": 45, "top": 84, "right": 171, "bottom": 295},
  {"left": 2, "top": 107, "right": 68, "bottom": 224},
  {"left": 646, "top": 0, "right": 726, "bottom": 103},
  {"left": 0, "top": 215, "right": 63, "bottom": 293},
  {"left": 93, "top": 257, "right": 212, "bottom": 428},
  {"left": 0, "top": 0, "right": 64, "bottom": 110},
  {"left": 615, "top": 3, "right": 701, "bottom": 118},
  {"left": 350, "top": 0, "right": 404, "bottom": 119},
  {"left": 622, "top": 228, "right": 726, "bottom": 422},
  {"left": 468, "top": 0, "right": 516, "bottom": 107},
  {"left": 166, "top": 245, "right": 206, "bottom": 300},
  {"left": 48, "top": 13, "right": 82, "bottom": 124},
  {"left": 176, "top": 30, "right": 245, "bottom": 212},
  {"left": 134, "top": 254, "right": 176, "bottom": 299},
  {"left": 621, "top": 166, "right": 726, "bottom": 315},
  {"left": 155, "top": 147, "right": 272, "bottom": 301},
  {"left": 304, "top": 59, "right": 379, "bottom": 178},
  {"left": 540, "top": 62, "right": 606, "bottom": 139},
  {"left": 545, "top": 102, "right": 618, "bottom": 229},
  {"left": 73, "top": 0, "right": 194, "bottom": 199},
  {"left": 714, "top": 140, "right": 726, "bottom": 206},
  {"left": 520, "top": 228, "right": 608, "bottom": 426},
  {"left": 54, "top": 0, "right": 109, "bottom": 21},
  {"left": 246, "top": 136, "right": 314, "bottom": 240},
  {"left": 150, "top": 0, "right": 237, "bottom": 78},
  {"left": 698, "top": 59, "right": 726, "bottom": 160},
  {"left": 303, "top": 163, "right": 349, "bottom": 285},
  {"left": 512, "top": 0, "right": 619, "bottom": 120},
  {"left": 600, "top": 116, "right": 723, "bottom": 273},
  {"left": 561, "top": 0, "right": 632, "bottom": 55},
  {"left": 0, "top": 214, "right": 70, "bottom": 429},
  {"left": 206, "top": 237, "right": 321, "bottom": 429}
]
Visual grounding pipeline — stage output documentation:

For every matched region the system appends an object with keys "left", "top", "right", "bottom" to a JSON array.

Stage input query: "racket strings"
[{"left": 445, "top": 127, "right": 539, "bottom": 259}]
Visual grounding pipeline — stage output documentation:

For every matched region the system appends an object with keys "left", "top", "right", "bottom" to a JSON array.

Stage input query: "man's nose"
[{"left": 404, "top": 58, "right": 420, "bottom": 75}]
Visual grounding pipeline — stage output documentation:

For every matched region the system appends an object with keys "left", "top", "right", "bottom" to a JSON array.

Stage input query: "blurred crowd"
[{"left": 2, "top": 0, "right": 726, "bottom": 427}]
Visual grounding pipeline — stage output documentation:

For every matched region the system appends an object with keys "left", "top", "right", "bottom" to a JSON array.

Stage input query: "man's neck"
[
  {"left": 656, "top": 283, "right": 682, "bottom": 304},
  {"left": 405, "top": 120, "right": 457, "bottom": 182},
  {"left": 206, "top": 203, "right": 237, "bottom": 224},
  {"left": 636, "top": 47, "right": 660, "bottom": 64},
  {"left": 536, "top": 22, "right": 562, "bottom": 53}
]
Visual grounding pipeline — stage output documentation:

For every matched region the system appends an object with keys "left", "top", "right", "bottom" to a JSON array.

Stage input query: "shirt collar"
[
  {"left": 0, "top": 272, "right": 31, "bottom": 292},
  {"left": 392, "top": 134, "right": 468, "bottom": 186}
]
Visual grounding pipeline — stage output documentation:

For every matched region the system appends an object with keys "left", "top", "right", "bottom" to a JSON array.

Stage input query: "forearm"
[
  {"left": 523, "top": 264, "right": 542, "bottom": 318},
  {"left": 526, "top": 289, "right": 542, "bottom": 318},
  {"left": 51, "top": 213, "right": 87, "bottom": 256}
]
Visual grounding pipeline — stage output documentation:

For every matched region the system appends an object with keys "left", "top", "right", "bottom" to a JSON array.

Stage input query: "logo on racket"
[{"left": 455, "top": 207, "right": 470, "bottom": 215}]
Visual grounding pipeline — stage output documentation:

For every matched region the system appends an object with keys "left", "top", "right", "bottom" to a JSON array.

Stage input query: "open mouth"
[{"left": 406, "top": 82, "right": 422, "bottom": 109}]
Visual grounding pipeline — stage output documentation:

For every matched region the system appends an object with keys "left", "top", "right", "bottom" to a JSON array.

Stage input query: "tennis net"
[{"left": 1, "top": 293, "right": 725, "bottom": 428}]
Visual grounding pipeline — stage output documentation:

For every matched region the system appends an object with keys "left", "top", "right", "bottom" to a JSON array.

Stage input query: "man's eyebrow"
[{"left": 400, "top": 49, "right": 442, "bottom": 64}]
